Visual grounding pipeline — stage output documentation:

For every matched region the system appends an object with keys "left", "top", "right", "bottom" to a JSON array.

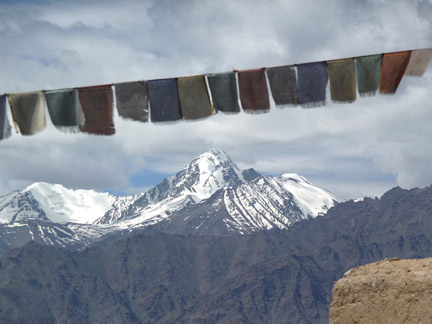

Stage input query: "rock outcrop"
[{"left": 330, "top": 258, "right": 432, "bottom": 324}]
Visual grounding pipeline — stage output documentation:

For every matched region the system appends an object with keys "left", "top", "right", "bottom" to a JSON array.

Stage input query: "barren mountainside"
[{"left": 0, "top": 185, "right": 431, "bottom": 323}]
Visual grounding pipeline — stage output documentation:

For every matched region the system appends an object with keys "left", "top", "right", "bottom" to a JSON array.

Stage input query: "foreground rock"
[{"left": 330, "top": 258, "right": 432, "bottom": 324}]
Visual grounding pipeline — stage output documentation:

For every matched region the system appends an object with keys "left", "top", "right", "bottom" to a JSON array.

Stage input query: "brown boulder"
[{"left": 330, "top": 258, "right": 432, "bottom": 324}]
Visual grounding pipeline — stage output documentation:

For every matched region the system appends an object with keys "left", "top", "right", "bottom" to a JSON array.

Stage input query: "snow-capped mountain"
[
  {"left": 0, "top": 182, "right": 117, "bottom": 224},
  {"left": 95, "top": 149, "right": 342, "bottom": 234},
  {"left": 0, "top": 149, "right": 344, "bottom": 253},
  {"left": 96, "top": 149, "right": 245, "bottom": 226}
]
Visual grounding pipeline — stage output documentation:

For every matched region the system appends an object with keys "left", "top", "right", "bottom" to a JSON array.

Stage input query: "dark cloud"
[{"left": 0, "top": 0, "right": 431, "bottom": 199}]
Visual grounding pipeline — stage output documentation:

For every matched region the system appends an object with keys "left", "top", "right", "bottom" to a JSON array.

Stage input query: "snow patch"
[
  {"left": 23, "top": 182, "right": 116, "bottom": 224},
  {"left": 276, "top": 175, "right": 342, "bottom": 218}
]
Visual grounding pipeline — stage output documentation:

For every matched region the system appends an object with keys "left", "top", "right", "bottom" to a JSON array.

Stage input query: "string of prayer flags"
[
  {"left": 7, "top": 91, "right": 46, "bottom": 135},
  {"left": 44, "top": 88, "right": 85, "bottom": 133},
  {"left": 148, "top": 78, "right": 183, "bottom": 123},
  {"left": 327, "top": 58, "right": 357, "bottom": 103},
  {"left": 380, "top": 51, "right": 411, "bottom": 94},
  {"left": 237, "top": 68, "right": 270, "bottom": 113},
  {"left": 206, "top": 72, "right": 240, "bottom": 113},
  {"left": 297, "top": 62, "right": 328, "bottom": 107},
  {"left": 0, "top": 95, "right": 11, "bottom": 141},
  {"left": 405, "top": 48, "right": 432, "bottom": 76},
  {"left": 354, "top": 54, "right": 382, "bottom": 97},
  {"left": 0, "top": 47, "right": 431, "bottom": 142},
  {"left": 266, "top": 65, "right": 298, "bottom": 106},
  {"left": 77, "top": 85, "right": 115, "bottom": 135},
  {"left": 114, "top": 81, "right": 149, "bottom": 122},
  {"left": 177, "top": 75, "right": 214, "bottom": 120}
]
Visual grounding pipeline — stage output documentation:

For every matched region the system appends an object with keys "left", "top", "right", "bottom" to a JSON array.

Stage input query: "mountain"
[
  {"left": 0, "top": 182, "right": 117, "bottom": 224},
  {"left": 96, "top": 149, "right": 341, "bottom": 232},
  {"left": 0, "top": 149, "right": 342, "bottom": 254},
  {"left": 0, "top": 185, "right": 431, "bottom": 323},
  {"left": 0, "top": 183, "right": 116, "bottom": 252},
  {"left": 95, "top": 148, "right": 246, "bottom": 226}
]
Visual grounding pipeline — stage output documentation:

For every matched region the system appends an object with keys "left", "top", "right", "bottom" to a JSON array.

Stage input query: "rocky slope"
[
  {"left": 330, "top": 258, "right": 432, "bottom": 324},
  {"left": 0, "top": 184, "right": 431, "bottom": 323}
]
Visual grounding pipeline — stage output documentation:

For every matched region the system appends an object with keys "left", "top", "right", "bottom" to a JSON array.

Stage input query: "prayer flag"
[
  {"left": 177, "top": 75, "right": 213, "bottom": 120},
  {"left": 7, "top": 91, "right": 46, "bottom": 135},
  {"left": 207, "top": 72, "right": 240, "bottom": 113},
  {"left": 77, "top": 85, "right": 115, "bottom": 135},
  {"left": 114, "top": 81, "right": 149, "bottom": 122},
  {"left": 405, "top": 48, "right": 432, "bottom": 76},
  {"left": 237, "top": 68, "right": 270, "bottom": 113},
  {"left": 148, "top": 78, "right": 183, "bottom": 123},
  {"left": 0, "top": 95, "right": 11, "bottom": 140},
  {"left": 266, "top": 65, "right": 298, "bottom": 106},
  {"left": 297, "top": 62, "right": 328, "bottom": 107},
  {"left": 327, "top": 58, "right": 357, "bottom": 103},
  {"left": 354, "top": 54, "right": 382, "bottom": 97},
  {"left": 44, "top": 88, "right": 85, "bottom": 133},
  {"left": 380, "top": 51, "right": 411, "bottom": 94}
]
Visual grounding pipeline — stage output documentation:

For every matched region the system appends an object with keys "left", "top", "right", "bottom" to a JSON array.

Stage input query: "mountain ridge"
[
  {"left": 0, "top": 183, "right": 430, "bottom": 323},
  {"left": 0, "top": 148, "right": 342, "bottom": 254}
]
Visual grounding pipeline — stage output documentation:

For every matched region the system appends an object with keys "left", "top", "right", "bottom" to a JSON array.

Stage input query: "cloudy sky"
[{"left": 0, "top": 0, "right": 431, "bottom": 199}]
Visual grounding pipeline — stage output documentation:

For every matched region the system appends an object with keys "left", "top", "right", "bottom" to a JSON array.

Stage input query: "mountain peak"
[
  {"left": 192, "top": 148, "right": 234, "bottom": 167},
  {"left": 280, "top": 173, "right": 311, "bottom": 185},
  {"left": 276, "top": 173, "right": 342, "bottom": 217},
  {"left": 176, "top": 149, "right": 244, "bottom": 200},
  {"left": 204, "top": 148, "right": 229, "bottom": 157},
  {"left": 23, "top": 181, "right": 56, "bottom": 192},
  {"left": 16, "top": 182, "right": 115, "bottom": 224}
]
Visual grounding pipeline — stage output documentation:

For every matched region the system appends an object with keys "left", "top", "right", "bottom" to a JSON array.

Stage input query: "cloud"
[{"left": 0, "top": 0, "right": 431, "bottom": 200}]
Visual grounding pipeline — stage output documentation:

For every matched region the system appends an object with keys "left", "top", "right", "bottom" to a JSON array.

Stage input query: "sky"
[{"left": 0, "top": 0, "right": 431, "bottom": 199}]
